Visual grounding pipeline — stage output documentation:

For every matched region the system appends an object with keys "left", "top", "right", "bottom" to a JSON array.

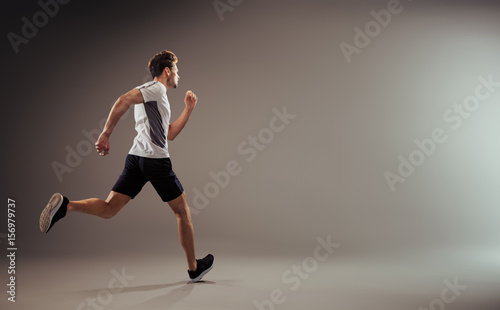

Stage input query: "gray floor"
[{"left": 6, "top": 248, "right": 500, "bottom": 310}]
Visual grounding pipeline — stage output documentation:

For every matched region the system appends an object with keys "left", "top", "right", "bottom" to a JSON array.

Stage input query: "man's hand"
[
  {"left": 95, "top": 133, "right": 110, "bottom": 156},
  {"left": 184, "top": 90, "right": 198, "bottom": 110}
]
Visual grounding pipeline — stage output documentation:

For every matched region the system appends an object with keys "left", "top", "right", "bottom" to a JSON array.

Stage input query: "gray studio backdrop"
[{"left": 2, "top": 0, "right": 500, "bottom": 268}]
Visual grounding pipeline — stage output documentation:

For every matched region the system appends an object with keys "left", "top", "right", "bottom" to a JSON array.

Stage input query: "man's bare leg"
[
  {"left": 68, "top": 191, "right": 131, "bottom": 219},
  {"left": 40, "top": 191, "right": 131, "bottom": 233},
  {"left": 167, "top": 192, "right": 197, "bottom": 272}
]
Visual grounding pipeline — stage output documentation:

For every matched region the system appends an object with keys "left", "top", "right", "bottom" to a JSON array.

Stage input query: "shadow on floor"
[
  {"left": 58, "top": 279, "right": 245, "bottom": 309},
  {"left": 64, "top": 280, "right": 191, "bottom": 296},
  {"left": 120, "top": 280, "right": 217, "bottom": 309},
  {"left": 60, "top": 280, "right": 221, "bottom": 308}
]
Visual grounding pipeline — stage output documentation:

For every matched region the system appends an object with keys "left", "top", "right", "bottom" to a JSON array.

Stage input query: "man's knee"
[
  {"left": 170, "top": 202, "right": 192, "bottom": 219},
  {"left": 173, "top": 204, "right": 191, "bottom": 218},
  {"left": 168, "top": 192, "right": 190, "bottom": 216},
  {"left": 101, "top": 206, "right": 117, "bottom": 219},
  {"left": 101, "top": 202, "right": 118, "bottom": 219},
  {"left": 102, "top": 198, "right": 128, "bottom": 219}
]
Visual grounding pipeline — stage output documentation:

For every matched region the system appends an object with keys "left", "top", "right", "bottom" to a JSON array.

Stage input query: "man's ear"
[{"left": 164, "top": 66, "right": 171, "bottom": 77}]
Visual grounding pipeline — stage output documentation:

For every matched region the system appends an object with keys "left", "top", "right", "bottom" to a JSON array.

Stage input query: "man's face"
[{"left": 167, "top": 63, "right": 179, "bottom": 88}]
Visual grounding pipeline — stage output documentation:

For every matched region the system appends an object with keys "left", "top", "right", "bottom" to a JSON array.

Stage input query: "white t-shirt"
[{"left": 128, "top": 81, "right": 170, "bottom": 158}]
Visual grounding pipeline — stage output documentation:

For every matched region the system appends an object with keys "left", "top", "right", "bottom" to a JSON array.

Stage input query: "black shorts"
[{"left": 112, "top": 154, "right": 184, "bottom": 202}]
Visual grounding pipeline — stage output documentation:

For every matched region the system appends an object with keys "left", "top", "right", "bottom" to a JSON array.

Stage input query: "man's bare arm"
[
  {"left": 168, "top": 90, "right": 198, "bottom": 141},
  {"left": 95, "top": 89, "right": 144, "bottom": 156}
]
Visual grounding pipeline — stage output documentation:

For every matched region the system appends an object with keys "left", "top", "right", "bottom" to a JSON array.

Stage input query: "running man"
[{"left": 39, "top": 51, "right": 214, "bottom": 283}]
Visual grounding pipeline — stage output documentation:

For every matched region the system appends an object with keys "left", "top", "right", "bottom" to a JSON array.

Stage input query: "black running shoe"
[
  {"left": 39, "top": 193, "right": 69, "bottom": 233},
  {"left": 188, "top": 254, "right": 215, "bottom": 282}
]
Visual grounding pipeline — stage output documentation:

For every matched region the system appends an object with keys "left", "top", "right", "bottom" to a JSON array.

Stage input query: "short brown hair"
[{"left": 148, "top": 51, "right": 178, "bottom": 78}]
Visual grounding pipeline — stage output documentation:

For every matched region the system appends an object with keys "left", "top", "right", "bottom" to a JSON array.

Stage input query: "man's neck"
[{"left": 154, "top": 77, "right": 169, "bottom": 90}]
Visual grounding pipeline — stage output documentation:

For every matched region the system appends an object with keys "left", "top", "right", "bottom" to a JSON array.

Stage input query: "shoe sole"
[
  {"left": 189, "top": 257, "right": 215, "bottom": 283},
  {"left": 39, "top": 193, "right": 64, "bottom": 233}
]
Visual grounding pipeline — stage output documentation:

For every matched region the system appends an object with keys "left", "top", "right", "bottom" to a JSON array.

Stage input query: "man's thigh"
[
  {"left": 112, "top": 154, "right": 148, "bottom": 199},
  {"left": 141, "top": 157, "right": 185, "bottom": 202}
]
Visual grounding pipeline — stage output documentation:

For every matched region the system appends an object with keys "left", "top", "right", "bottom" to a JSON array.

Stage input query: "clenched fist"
[
  {"left": 95, "top": 133, "right": 110, "bottom": 156},
  {"left": 184, "top": 90, "right": 198, "bottom": 110}
]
